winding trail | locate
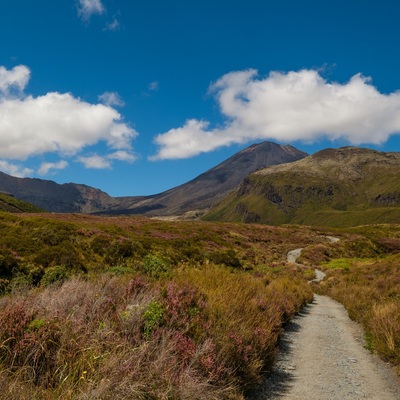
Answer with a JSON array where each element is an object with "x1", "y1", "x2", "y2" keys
[{"x1": 247, "y1": 237, "x2": 400, "y2": 400}]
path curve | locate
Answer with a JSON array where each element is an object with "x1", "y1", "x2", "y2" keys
[
  {"x1": 247, "y1": 237, "x2": 400, "y2": 399},
  {"x1": 248, "y1": 295, "x2": 400, "y2": 400},
  {"x1": 286, "y1": 248, "x2": 303, "y2": 264},
  {"x1": 286, "y1": 247, "x2": 326, "y2": 282}
]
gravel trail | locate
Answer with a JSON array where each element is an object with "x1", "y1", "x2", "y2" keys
[
  {"x1": 247, "y1": 239, "x2": 400, "y2": 399},
  {"x1": 248, "y1": 294, "x2": 400, "y2": 400},
  {"x1": 286, "y1": 248, "x2": 303, "y2": 264}
]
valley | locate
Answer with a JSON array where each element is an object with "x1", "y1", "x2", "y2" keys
[
  {"x1": 0, "y1": 143, "x2": 399, "y2": 399},
  {"x1": 0, "y1": 211, "x2": 398, "y2": 399}
]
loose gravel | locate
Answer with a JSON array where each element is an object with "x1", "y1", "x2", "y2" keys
[{"x1": 247, "y1": 294, "x2": 400, "y2": 400}]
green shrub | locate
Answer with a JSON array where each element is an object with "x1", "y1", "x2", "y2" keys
[
  {"x1": 207, "y1": 249, "x2": 242, "y2": 269},
  {"x1": 143, "y1": 300, "x2": 164, "y2": 337},
  {"x1": 108, "y1": 265, "x2": 135, "y2": 276},
  {"x1": 144, "y1": 254, "x2": 169, "y2": 278},
  {"x1": 40, "y1": 265, "x2": 68, "y2": 287}
]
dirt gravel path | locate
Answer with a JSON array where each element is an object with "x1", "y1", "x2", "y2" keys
[
  {"x1": 248, "y1": 294, "x2": 400, "y2": 400},
  {"x1": 247, "y1": 239, "x2": 400, "y2": 399},
  {"x1": 286, "y1": 248, "x2": 303, "y2": 264}
]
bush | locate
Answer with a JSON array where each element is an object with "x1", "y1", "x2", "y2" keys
[
  {"x1": 40, "y1": 265, "x2": 68, "y2": 287},
  {"x1": 207, "y1": 249, "x2": 242, "y2": 269},
  {"x1": 0, "y1": 249, "x2": 20, "y2": 279},
  {"x1": 143, "y1": 300, "x2": 164, "y2": 337},
  {"x1": 143, "y1": 254, "x2": 169, "y2": 278}
]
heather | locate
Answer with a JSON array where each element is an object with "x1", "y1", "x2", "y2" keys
[
  {"x1": 0, "y1": 212, "x2": 318, "y2": 399},
  {"x1": 1, "y1": 212, "x2": 398, "y2": 397}
]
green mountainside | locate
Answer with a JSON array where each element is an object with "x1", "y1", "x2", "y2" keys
[
  {"x1": 204, "y1": 147, "x2": 400, "y2": 227},
  {"x1": 0, "y1": 192, "x2": 43, "y2": 213}
]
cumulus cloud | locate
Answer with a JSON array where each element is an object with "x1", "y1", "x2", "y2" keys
[
  {"x1": 38, "y1": 160, "x2": 69, "y2": 176},
  {"x1": 0, "y1": 65, "x2": 30, "y2": 96},
  {"x1": 0, "y1": 92, "x2": 137, "y2": 160},
  {"x1": 77, "y1": 150, "x2": 136, "y2": 169},
  {"x1": 151, "y1": 69, "x2": 400, "y2": 160},
  {"x1": 98, "y1": 91, "x2": 125, "y2": 107},
  {"x1": 77, "y1": 0, "x2": 105, "y2": 21},
  {"x1": 108, "y1": 150, "x2": 137, "y2": 162},
  {"x1": 0, "y1": 160, "x2": 33, "y2": 178},
  {"x1": 0, "y1": 65, "x2": 138, "y2": 175},
  {"x1": 77, "y1": 154, "x2": 111, "y2": 169}
]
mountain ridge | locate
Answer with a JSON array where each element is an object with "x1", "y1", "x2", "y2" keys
[
  {"x1": 204, "y1": 146, "x2": 400, "y2": 227},
  {"x1": 107, "y1": 142, "x2": 308, "y2": 217},
  {"x1": 0, "y1": 142, "x2": 308, "y2": 216}
]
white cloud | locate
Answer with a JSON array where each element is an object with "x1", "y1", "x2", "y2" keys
[
  {"x1": 0, "y1": 160, "x2": 33, "y2": 178},
  {"x1": 77, "y1": 154, "x2": 111, "y2": 169},
  {"x1": 77, "y1": 150, "x2": 137, "y2": 170},
  {"x1": 38, "y1": 160, "x2": 69, "y2": 176},
  {"x1": 98, "y1": 91, "x2": 125, "y2": 107},
  {"x1": 151, "y1": 69, "x2": 400, "y2": 160},
  {"x1": 0, "y1": 65, "x2": 138, "y2": 177},
  {"x1": 77, "y1": 0, "x2": 105, "y2": 21},
  {"x1": 0, "y1": 65, "x2": 30, "y2": 96},
  {"x1": 108, "y1": 150, "x2": 137, "y2": 162},
  {"x1": 104, "y1": 17, "x2": 120, "y2": 31},
  {"x1": 0, "y1": 65, "x2": 137, "y2": 163}
]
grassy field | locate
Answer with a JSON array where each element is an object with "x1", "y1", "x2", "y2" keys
[{"x1": 0, "y1": 212, "x2": 398, "y2": 398}]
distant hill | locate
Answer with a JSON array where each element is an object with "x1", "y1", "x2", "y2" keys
[
  {"x1": 0, "y1": 142, "x2": 308, "y2": 216},
  {"x1": 0, "y1": 172, "x2": 117, "y2": 213},
  {"x1": 0, "y1": 192, "x2": 43, "y2": 213},
  {"x1": 105, "y1": 142, "x2": 308, "y2": 217},
  {"x1": 204, "y1": 147, "x2": 400, "y2": 227}
]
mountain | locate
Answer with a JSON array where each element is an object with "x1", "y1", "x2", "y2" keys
[
  {"x1": 105, "y1": 142, "x2": 308, "y2": 217},
  {"x1": 0, "y1": 142, "x2": 307, "y2": 216},
  {"x1": 204, "y1": 147, "x2": 400, "y2": 227},
  {"x1": 0, "y1": 192, "x2": 44, "y2": 213},
  {"x1": 0, "y1": 172, "x2": 117, "y2": 213}
]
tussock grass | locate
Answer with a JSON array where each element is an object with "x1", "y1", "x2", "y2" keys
[
  {"x1": 0, "y1": 212, "x2": 319, "y2": 399},
  {"x1": 0, "y1": 267, "x2": 313, "y2": 399},
  {"x1": 315, "y1": 254, "x2": 400, "y2": 373}
]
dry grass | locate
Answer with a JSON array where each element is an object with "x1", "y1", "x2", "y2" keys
[
  {"x1": 2, "y1": 211, "x2": 381, "y2": 398},
  {"x1": 0, "y1": 260, "x2": 313, "y2": 399},
  {"x1": 315, "y1": 254, "x2": 400, "y2": 373}
]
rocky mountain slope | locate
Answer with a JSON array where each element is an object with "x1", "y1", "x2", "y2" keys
[
  {"x1": 108, "y1": 142, "x2": 308, "y2": 217},
  {"x1": 204, "y1": 147, "x2": 400, "y2": 227},
  {"x1": 0, "y1": 142, "x2": 307, "y2": 215}
]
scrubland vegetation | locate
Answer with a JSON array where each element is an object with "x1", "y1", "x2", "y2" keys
[
  {"x1": 0, "y1": 212, "x2": 320, "y2": 399},
  {"x1": 294, "y1": 225, "x2": 400, "y2": 376},
  {"x1": 314, "y1": 230, "x2": 400, "y2": 374},
  {"x1": 0, "y1": 212, "x2": 399, "y2": 398}
]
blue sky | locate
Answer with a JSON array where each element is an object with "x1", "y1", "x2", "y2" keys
[{"x1": 1, "y1": 0, "x2": 400, "y2": 196}]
